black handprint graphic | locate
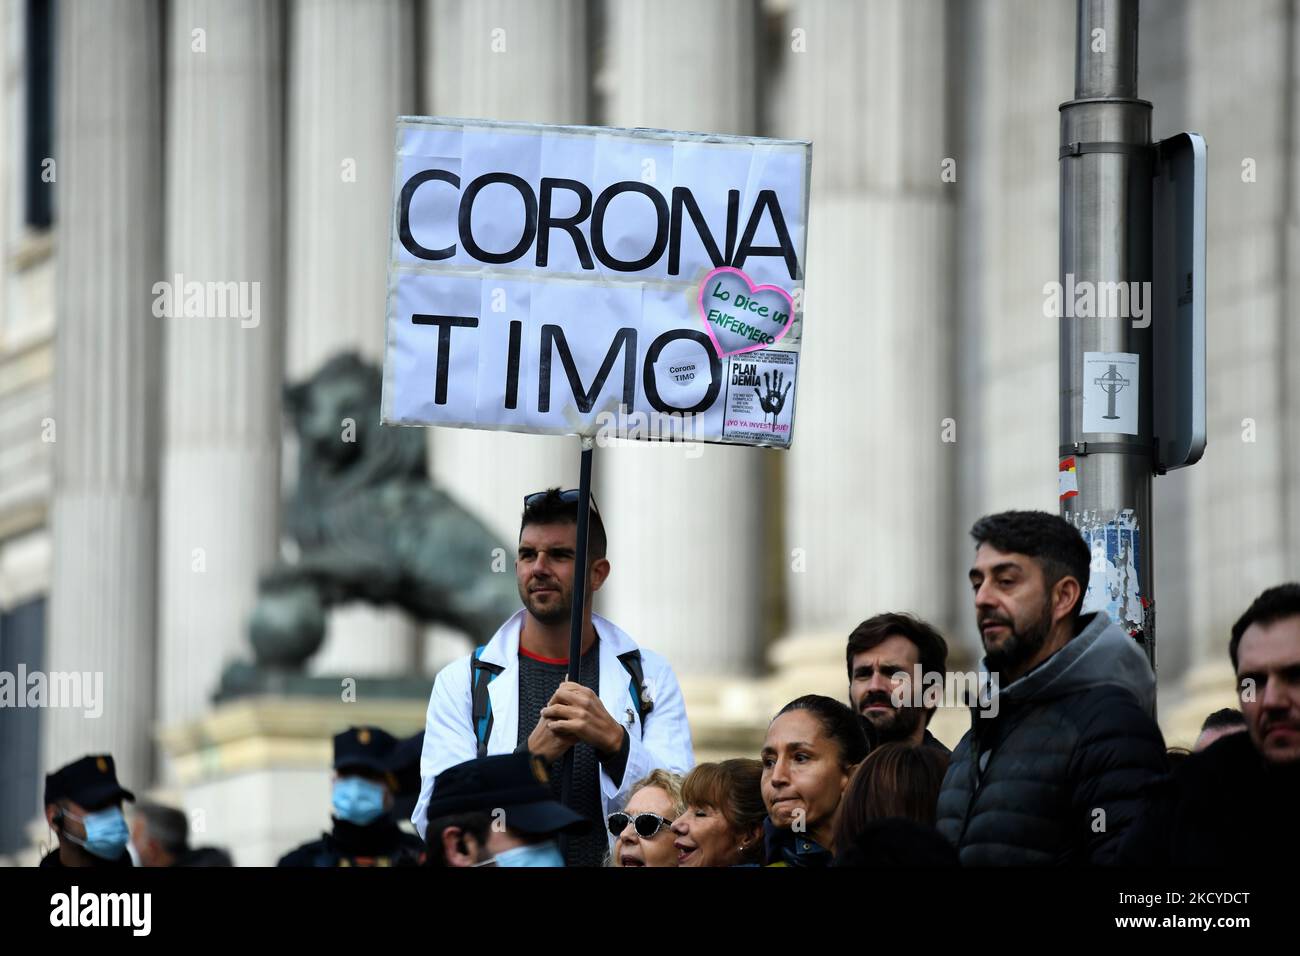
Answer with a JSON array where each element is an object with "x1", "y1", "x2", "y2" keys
[{"x1": 754, "y1": 369, "x2": 792, "y2": 431}]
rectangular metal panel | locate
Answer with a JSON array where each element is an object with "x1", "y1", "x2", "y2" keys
[{"x1": 1152, "y1": 131, "x2": 1207, "y2": 472}]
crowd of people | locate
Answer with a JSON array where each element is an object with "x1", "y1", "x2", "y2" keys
[{"x1": 36, "y1": 491, "x2": 1300, "y2": 867}]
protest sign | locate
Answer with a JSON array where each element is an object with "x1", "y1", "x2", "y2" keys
[{"x1": 382, "y1": 117, "x2": 811, "y2": 448}]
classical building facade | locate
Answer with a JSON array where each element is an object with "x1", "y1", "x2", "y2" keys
[{"x1": 0, "y1": 0, "x2": 1288, "y2": 863}]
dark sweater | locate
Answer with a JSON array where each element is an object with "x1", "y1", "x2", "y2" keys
[
  {"x1": 277, "y1": 816, "x2": 425, "y2": 867},
  {"x1": 39, "y1": 846, "x2": 132, "y2": 868},
  {"x1": 1118, "y1": 731, "x2": 1300, "y2": 865},
  {"x1": 517, "y1": 642, "x2": 628, "y2": 867}
]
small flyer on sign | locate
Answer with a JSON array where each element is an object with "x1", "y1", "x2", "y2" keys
[{"x1": 722, "y1": 350, "x2": 798, "y2": 447}]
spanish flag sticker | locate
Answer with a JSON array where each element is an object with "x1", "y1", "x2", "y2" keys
[{"x1": 1059, "y1": 457, "x2": 1079, "y2": 500}]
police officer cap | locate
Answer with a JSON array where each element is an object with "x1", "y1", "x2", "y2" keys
[
  {"x1": 333, "y1": 726, "x2": 399, "y2": 775},
  {"x1": 44, "y1": 754, "x2": 135, "y2": 809},
  {"x1": 425, "y1": 752, "x2": 590, "y2": 836}
]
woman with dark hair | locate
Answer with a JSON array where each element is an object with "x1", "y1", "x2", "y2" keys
[
  {"x1": 759, "y1": 695, "x2": 870, "y2": 867},
  {"x1": 831, "y1": 742, "x2": 957, "y2": 867},
  {"x1": 837, "y1": 742, "x2": 949, "y2": 828},
  {"x1": 670, "y1": 759, "x2": 766, "y2": 867}
]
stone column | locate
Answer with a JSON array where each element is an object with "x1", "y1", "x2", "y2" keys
[
  {"x1": 593, "y1": 0, "x2": 765, "y2": 680},
  {"x1": 157, "y1": 0, "x2": 285, "y2": 725},
  {"x1": 286, "y1": 0, "x2": 419, "y2": 675},
  {"x1": 902, "y1": 0, "x2": 1073, "y2": 747},
  {"x1": 947, "y1": 0, "x2": 1073, "y2": 655},
  {"x1": 770, "y1": 0, "x2": 958, "y2": 702},
  {"x1": 43, "y1": 0, "x2": 162, "y2": 789},
  {"x1": 287, "y1": 0, "x2": 414, "y2": 376},
  {"x1": 1159, "y1": 0, "x2": 1292, "y2": 740},
  {"x1": 422, "y1": 0, "x2": 583, "y2": 546}
]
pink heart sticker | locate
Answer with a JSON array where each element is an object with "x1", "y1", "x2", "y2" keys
[{"x1": 697, "y1": 266, "x2": 795, "y2": 358}]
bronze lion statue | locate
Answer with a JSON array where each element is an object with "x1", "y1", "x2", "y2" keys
[{"x1": 248, "y1": 352, "x2": 521, "y2": 668}]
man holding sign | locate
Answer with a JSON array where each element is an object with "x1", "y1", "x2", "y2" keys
[{"x1": 412, "y1": 489, "x2": 694, "y2": 866}]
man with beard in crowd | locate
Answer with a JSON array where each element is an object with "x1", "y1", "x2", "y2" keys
[
  {"x1": 936, "y1": 510, "x2": 1166, "y2": 865},
  {"x1": 846, "y1": 612, "x2": 951, "y2": 755}
]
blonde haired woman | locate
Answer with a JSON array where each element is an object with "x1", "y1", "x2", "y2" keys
[{"x1": 607, "y1": 769, "x2": 684, "y2": 867}]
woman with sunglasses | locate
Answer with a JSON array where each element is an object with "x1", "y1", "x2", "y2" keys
[{"x1": 608, "y1": 770, "x2": 684, "y2": 867}]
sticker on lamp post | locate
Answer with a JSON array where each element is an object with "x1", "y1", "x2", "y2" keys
[{"x1": 1083, "y1": 351, "x2": 1139, "y2": 435}]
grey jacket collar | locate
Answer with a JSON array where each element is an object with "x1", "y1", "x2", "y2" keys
[{"x1": 983, "y1": 611, "x2": 1155, "y2": 711}]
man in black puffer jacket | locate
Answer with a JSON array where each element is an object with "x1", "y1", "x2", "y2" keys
[
  {"x1": 1118, "y1": 584, "x2": 1300, "y2": 864},
  {"x1": 936, "y1": 511, "x2": 1167, "y2": 865}
]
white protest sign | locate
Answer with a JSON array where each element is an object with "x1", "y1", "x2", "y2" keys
[{"x1": 382, "y1": 117, "x2": 811, "y2": 448}]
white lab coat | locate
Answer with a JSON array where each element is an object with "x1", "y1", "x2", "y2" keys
[{"x1": 412, "y1": 609, "x2": 695, "y2": 841}]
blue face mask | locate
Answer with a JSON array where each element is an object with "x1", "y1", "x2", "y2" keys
[
  {"x1": 332, "y1": 777, "x2": 388, "y2": 826},
  {"x1": 63, "y1": 807, "x2": 130, "y2": 861},
  {"x1": 490, "y1": 840, "x2": 565, "y2": 868}
]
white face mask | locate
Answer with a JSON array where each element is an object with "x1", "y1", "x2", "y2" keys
[{"x1": 483, "y1": 840, "x2": 565, "y2": 868}]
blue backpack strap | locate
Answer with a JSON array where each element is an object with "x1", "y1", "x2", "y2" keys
[
  {"x1": 470, "y1": 645, "x2": 505, "y2": 758},
  {"x1": 617, "y1": 650, "x2": 653, "y2": 735}
]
